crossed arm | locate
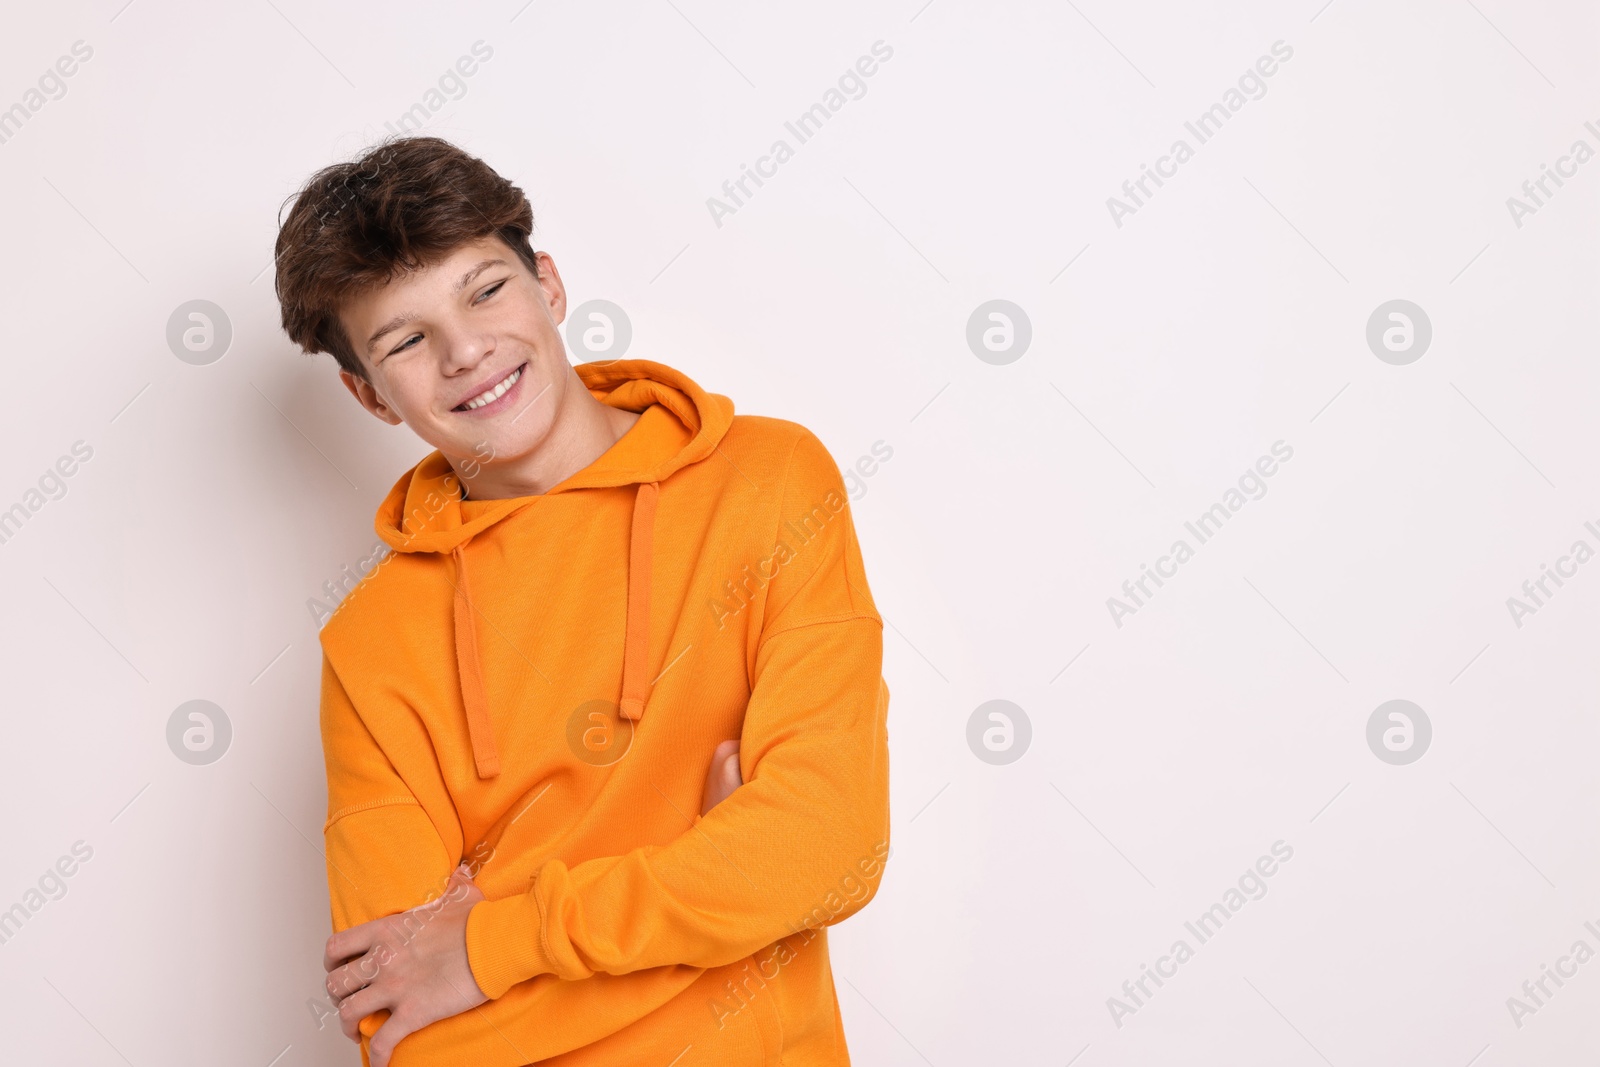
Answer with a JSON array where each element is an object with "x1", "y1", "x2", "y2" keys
[{"x1": 321, "y1": 739, "x2": 745, "y2": 1066}]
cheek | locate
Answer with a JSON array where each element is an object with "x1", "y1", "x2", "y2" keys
[
  {"x1": 377, "y1": 366, "x2": 438, "y2": 416},
  {"x1": 509, "y1": 323, "x2": 553, "y2": 358}
]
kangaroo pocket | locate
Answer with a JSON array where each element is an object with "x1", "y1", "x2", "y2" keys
[{"x1": 538, "y1": 950, "x2": 785, "y2": 1066}]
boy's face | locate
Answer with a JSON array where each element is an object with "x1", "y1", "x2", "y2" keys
[{"x1": 336, "y1": 235, "x2": 573, "y2": 469}]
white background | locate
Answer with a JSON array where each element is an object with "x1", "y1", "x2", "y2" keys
[{"x1": 0, "y1": 1, "x2": 1596, "y2": 1064}]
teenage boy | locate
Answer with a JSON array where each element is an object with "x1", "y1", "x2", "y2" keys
[{"x1": 273, "y1": 135, "x2": 891, "y2": 1066}]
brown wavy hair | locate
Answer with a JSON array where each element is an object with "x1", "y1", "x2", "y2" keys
[{"x1": 274, "y1": 135, "x2": 539, "y2": 380}]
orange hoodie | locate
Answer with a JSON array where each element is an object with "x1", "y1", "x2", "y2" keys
[{"x1": 317, "y1": 359, "x2": 891, "y2": 1066}]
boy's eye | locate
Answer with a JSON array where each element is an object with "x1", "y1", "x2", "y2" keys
[{"x1": 384, "y1": 282, "x2": 505, "y2": 357}]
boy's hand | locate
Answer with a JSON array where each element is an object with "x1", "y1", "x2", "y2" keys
[
  {"x1": 323, "y1": 864, "x2": 487, "y2": 1067},
  {"x1": 701, "y1": 738, "x2": 742, "y2": 816}
]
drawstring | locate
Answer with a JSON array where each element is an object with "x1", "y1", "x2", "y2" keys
[
  {"x1": 451, "y1": 481, "x2": 661, "y2": 780},
  {"x1": 452, "y1": 544, "x2": 501, "y2": 779},
  {"x1": 619, "y1": 481, "x2": 660, "y2": 721}
]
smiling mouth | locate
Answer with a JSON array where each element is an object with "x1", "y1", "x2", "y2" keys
[{"x1": 455, "y1": 363, "x2": 527, "y2": 412}]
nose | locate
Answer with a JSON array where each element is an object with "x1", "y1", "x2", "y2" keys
[{"x1": 439, "y1": 319, "x2": 493, "y2": 375}]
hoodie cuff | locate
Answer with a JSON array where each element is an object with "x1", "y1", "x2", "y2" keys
[{"x1": 465, "y1": 890, "x2": 557, "y2": 999}]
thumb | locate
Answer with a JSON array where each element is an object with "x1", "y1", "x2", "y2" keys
[
  {"x1": 713, "y1": 739, "x2": 741, "y2": 786},
  {"x1": 700, "y1": 739, "x2": 743, "y2": 815}
]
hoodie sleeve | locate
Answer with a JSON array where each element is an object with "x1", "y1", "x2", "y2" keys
[
  {"x1": 320, "y1": 653, "x2": 461, "y2": 930},
  {"x1": 463, "y1": 428, "x2": 892, "y2": 996},
  {"x1": 317, "y1": 652, "x2": 463, "y2": 1060}
]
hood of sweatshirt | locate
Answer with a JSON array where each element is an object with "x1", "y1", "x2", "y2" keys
[{"x1": 371, "y1": 359, "x2": 735, "y2": 779}]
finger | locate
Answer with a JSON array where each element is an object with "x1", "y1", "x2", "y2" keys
[
  {"x1": 369, "y1": 1010, "x2": 417, "y2": 1067},
  {"x1": 716, "y1": 751, "x2": 741, "y2": 792},
  {"x1": 324, "y1": 941, "x2": 363, "y2": 974},
  {"x1": 710, "y1": 739, "x2": 740, "y2": 788},
  {"x1": 442, "y1": 881, "x2": 480, "y2": 906},
  {"x1": 442, "y1": 867, "x2": 471, "y2": 901},
  {"x1": 325, "y1": 952, "x2": 378, "y2": 1004},
  {"x1": 700, "y1": 758, "x2": 722, "y2": 816},
  {"x1": 701, "y1": 743, "x2": 743, "y2": 815},
  {"x1": 325, "y1": 961, "x2": 368, "y2": 1005},
  {"x1": 336, "y1": 985, "x2": 388, "y2": 1043},
  {"x1": 327, "y1": 941, "x2": 395, "y2": 1004},
  {"x1": 324, "y1": 919, "x2": 380, "y2": 973},
  {"x1": 715, "y1": 738, "x2": 742, "y2": 785}
]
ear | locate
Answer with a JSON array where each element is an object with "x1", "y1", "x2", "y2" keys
[
  {"x1": 532, "y1": 250, "x2": 567, "y2": 327},
  {"x1": 339, "y1": 368, "x2": 404, "y2": 426}
]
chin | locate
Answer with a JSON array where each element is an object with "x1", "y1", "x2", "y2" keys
[{"x1": 465, "y1": 422, "x2": 545, "y2": 466}]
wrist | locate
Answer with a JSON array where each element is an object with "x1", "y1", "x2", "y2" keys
[{"x1": 464, "y1": 891, "x2": 557, "y2": 999}]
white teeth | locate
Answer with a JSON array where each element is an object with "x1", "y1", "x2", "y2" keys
[{"x1": 461, "y1": 365, "x2": 522, "y2": 410}]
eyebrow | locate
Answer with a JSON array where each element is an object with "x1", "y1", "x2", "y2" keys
[{"x1": 364, "y1": 258, "x2": 508, "y2": 355}]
